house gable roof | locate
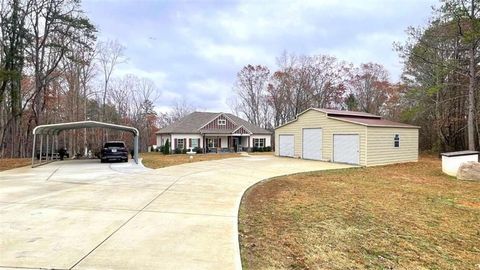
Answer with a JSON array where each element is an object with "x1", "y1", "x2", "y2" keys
[
  {"x1": 198, "y1": 113, "x2": 237, "y2": 131},
  {"x1": 156, "y1": 112, "x2": 272, "y2": 134},
  {"x1": 232, "y1": 125, "x2": 252, "y2": 134},
  {"x1": 275, "y1": 107, "x2": 419, "y2": 129}
]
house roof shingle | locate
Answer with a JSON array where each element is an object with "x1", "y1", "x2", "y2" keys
[{"x1": 156, "y1": 112, "x2": 272, "y2": 134}]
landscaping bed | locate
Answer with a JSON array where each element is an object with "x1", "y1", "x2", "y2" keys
[{"x1": 239, "y1": 155, "x2": 480, "y2": 269}]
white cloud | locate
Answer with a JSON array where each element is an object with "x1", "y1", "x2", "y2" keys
[
  {"x1": 115, "y1": 67, "x2": 168, "y2": 89},
  {"x1": 191, "y1": 38, "x2": 274, "y2": 66},
  {"x1": 85, "y1": 0, "x2": 438, "y2": 112}
]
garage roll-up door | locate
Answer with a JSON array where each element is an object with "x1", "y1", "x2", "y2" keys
[
  {"x1": 279, "y1": 135, "x2": 294, "y2": 157},
  {"x1": 333, "y1": 134, "x2": 359, "y2": 164},
  {"x1": 302, "y1": 128, "x2": 322, "y2": 160}
]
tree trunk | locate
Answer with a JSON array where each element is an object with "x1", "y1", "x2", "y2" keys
[{"x1": 467, "y1": 5, "x2": 477, "y2": 150}]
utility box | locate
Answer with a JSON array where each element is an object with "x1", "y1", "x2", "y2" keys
[{"x1": 441, "y1": 151, "x2": 479, "y2": 177}]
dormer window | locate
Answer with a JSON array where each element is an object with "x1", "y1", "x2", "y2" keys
[{"x1": 218, "y1": 119, "x2": 226, "y2": 125}]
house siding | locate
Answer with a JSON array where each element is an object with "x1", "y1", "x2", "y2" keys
[
  {"x1": 275, "y1": 110, "x2": 367, "y2": 165},
  {"x1": 233, "y1": 126, "x2": 250, "y2": 135},
  {"x1": 156, "y1": 134, "x2": 171, "y2": 147},
  {"x1": 170, "y1": 134, "x2": 203, "y2": 150},
  {"x1": 200, "y1": 114, "x2": 236, "y2": 130},
  {"x1": 366, "y1": 127, "x2": 418, "y2": 166},
  {"x1": 250, "y1": 135, "x2": 272, "y2": 148}
]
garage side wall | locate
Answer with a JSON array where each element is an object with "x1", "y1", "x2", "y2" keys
[
  {"x1": 275, "y1": 110, "x2": 367, "y2": 165},
  {"x1": 366, "y1": 127, "x2": 419, "y2": 166}
]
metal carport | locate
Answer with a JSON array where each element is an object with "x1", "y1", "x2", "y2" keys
[{"x1": 32, "y1": 121, "x2": 139, "y2": 167}]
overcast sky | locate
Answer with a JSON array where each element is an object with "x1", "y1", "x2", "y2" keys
[{"x1": 83, "y1": 0, "x2": 437, "y2": 113}]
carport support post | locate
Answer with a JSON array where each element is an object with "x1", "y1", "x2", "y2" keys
[
  {"x1": 134, "y1": 135, "x2": 139, "y2": 164},
  {"x1": 51, "y1": 134, "x2": 54, "y2": 160},
  {"x1": 39, "y1": 135, "x2": 43, "y2": 163},
  {"x1": 31, "y1": 133, "x2": 36, "y2": 167},
  {"x1": 46, "y1": 135, "x2": 49, "y2": 162}
]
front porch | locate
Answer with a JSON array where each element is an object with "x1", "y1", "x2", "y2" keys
[{"x1": 203, "y1": 134, "x2": 250, "y2": 153}]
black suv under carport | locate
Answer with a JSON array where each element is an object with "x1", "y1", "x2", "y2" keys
[{"x1": 101, "y1": 141, "x2": 128, "y2": 163}]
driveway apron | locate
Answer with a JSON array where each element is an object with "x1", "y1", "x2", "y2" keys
[{"x1": 0, "y1": 156, "x2": 353, "y2": 270}]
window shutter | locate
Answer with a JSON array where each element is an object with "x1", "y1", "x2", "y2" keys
[
  {"x1": 189, "y1": 138, "x2": 192, "y2": 148},
  {"x1": 174, "y1": 138, "x2": 178, "y2": 149},
  {"x1": 184, "y1": 138, "x2": 187, "y2": 149},
  {"x1": 219, "y1": 138, "x2": 221, "y2": 148}
]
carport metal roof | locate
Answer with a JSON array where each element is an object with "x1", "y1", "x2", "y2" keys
[
  {"x1": 32, "y1": 121, "x2": 140, "y2": 167},
  {"x1": 33, "y1": 120, "x2": 139, "y2": 136}
]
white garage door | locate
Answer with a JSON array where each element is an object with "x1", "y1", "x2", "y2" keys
[
  {"x1": 302, "y1": 128, "x2": 322, "y2": 160},
  {"x1": 279, "y1": 135, "x2": 294, "y2": 157},
  {"x1": 333, "y1": 134, "x2": 360, "y2": 164}
]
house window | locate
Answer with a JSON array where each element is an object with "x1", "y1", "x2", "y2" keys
[
  {"x1": 191, "y1": 139, "x2": 198, "y2": 148},
  {"x1": 207, "y1": 138, "x2": 219, "y2": 148},
  {"x1": 253, "y1": 138, "x2": 265, "y2": 148},
  {"x1": 218, "y1": 119, "x2": 226, "y2": 125},
  {"x1": 394, "y1": 134, "x2": 400, "y2": 148},
  {"x1": 177, "y1": 139, "x2": 185, "y2": 149}
]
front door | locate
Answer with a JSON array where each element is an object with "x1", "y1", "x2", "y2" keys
[{"x1": 232, "y1": 137, "x2": 239, "y2": 152}]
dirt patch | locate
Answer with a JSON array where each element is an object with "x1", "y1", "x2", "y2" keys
[
  {"x1": 141, "y1": 152, "x2": 242, "y2": 169},
  {"x1": 0, "y1": 158, "x2": 31, "y2": 171},
  {"x1": 239, "y1": 155, "x2": 480, "y2": 269}
]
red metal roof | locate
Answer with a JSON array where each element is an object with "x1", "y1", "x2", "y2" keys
[
  {"x1": 330, "y1": 116, "x2": 419, "y2": 128},
  {"x1": 316, "y1": 108, "x2": 381, "y2": 118}
]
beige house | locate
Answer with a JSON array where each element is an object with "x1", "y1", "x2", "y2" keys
[
  {"x1": 156, "y1": 112, "x2": 272, "y2": 153},
  {"x1": 274, "y1": 108, "x2": 419, "y2": 166}
]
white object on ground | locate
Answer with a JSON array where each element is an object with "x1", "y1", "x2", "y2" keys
[{"x1": 441, "y1": 151, "x2": 479, "y2": 177}]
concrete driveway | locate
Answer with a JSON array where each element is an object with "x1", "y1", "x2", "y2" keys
[{"x1": 0, "y1": 156, "x2": 354, "y2": 270}]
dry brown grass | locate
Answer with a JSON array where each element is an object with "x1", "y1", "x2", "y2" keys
[
  {"x1": 248, "y1": 152, "x2": 274, "y2": 156},
  {"x1": 141, "y1": 152, "x2": 242, "y2": 169},
  {"x1": 0, "y1": 158, "x2": 31, "y2": 171},
  {"x1": 239, "y1": 155, "x2": 480, "y2": 270}
]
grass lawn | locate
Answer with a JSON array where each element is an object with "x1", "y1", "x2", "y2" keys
[
  {"x1": 141, "y1": 152, "x2": 242, "y2": 169},
  {"x1": 0, "y1": 158, "x2": 31, "y2": 172},
  {"x1": 239, "y1": 155, "x2": 480, "y2": 269}
]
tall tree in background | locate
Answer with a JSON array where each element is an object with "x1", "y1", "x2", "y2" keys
[
  {"x1": 158, "y1": 98, "x2": 197, "y2": 128},
  {"x1": 0, "y1": 0, "x2": 30, "y2": 157},
  {"x1": 348, "y1": 63, "x2": 391, "y2": 115},
  {"x1": 0, "y1": 0, "x2": 161, "y2": 158},
  {"x1": 397, "y1": 0, "x2": 479, "y2": 151},
  {"x1": 442, "y1": 0, "x2": 480, "y2": 150},
  {"x1": 97, "y1": 39, "x2": 125, "y2": 123},
  {"x1": 233, "y1": 65, "x2": 271, "y2": 128}
]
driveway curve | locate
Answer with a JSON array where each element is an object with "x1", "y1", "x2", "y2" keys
[{"x1": 0, "y1": 156, "x2": 353, "y2": 270}]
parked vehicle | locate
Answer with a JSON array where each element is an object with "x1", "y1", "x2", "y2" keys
[
  {"x1": 36, "y1": 149, "x2": 69, "y2": 160},
  {"x1": 101, "y1": 141, "x2": 128, "y2": 163}
]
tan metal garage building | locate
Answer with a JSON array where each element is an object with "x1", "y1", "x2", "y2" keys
[{"x1": 274, "y1": 108, "x2": 419, "y2": 166}]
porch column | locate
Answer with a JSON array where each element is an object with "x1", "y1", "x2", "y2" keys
[
  {"x1": 203, "y1": 135, "x2": 206, "y2": 153},
  {"x1": 134, "y1": 134, "x2": 139, "y2": 164}
]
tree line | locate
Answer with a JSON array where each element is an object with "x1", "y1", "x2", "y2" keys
[
  {"x1": 232, "y1": 0, "x2": 479, "y2": 152},
  {"x1": 0, "y1": 0, "x2": 160, "y2": 158}
]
